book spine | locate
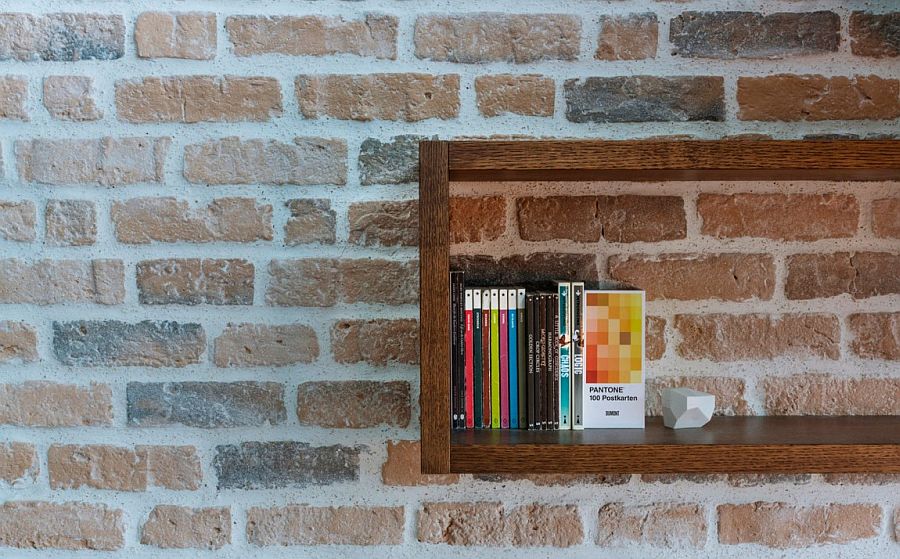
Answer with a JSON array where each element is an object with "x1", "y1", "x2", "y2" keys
[
  {"x1": 551, "y1": 293, "x2": 560, "y2": 430},
  {"x1": 489, "y1": 289, "x2": 500, "y2": 429},
  {"x1": 481, "y1": 290, "x2": 491, "y2": 429},
  {"x1": 464, "y1": 289, "x2": 474, "y2": 429},
  {"x1": 449, "y1": 272, "x2": 460, "y2": 429},
  {"x1": 499, "y1": 289, "x2": 510, "y2": 429},
  {"x1": 558, "y1": 283, "x2": 571, "y2": 430},
  {"x1": 472, "y1": 289, "x2": 482, "y2": 429},
  {"x1": 526, "y1": 294, "x2": 536, "y2": 430},
  {"x1": 571, "y1": 282, "x2": 585, "y2": 430},
  {"x1": 537, "y1": 294, "x2": 547, "y2": 430},
  {"x1": 516, "y1": 289, "x2": 527, "y2": 429},
  {"x1": 507, "y1": 288, "x2": 518, "y2": 429}
]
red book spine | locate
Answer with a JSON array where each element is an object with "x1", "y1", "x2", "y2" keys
[{"x1": 464, "y1": 304, "x2": 475, "y2": 429}]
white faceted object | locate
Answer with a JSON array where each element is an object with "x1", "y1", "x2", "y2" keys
[{"x1": 662, "y1": 388, "x2": 715, "y2": 429}]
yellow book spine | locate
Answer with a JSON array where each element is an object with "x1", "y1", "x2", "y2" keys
[{"x1": 490, "y1": 288, "x2": 501, "y2": 428}]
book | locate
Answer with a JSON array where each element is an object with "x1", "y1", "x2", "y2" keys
[
  {"x1": 449, "y1": 272, "x2": 462, "y2": 429},
  {"x1": 558, "y1": 283, "x2": 571, "y2": 430},
  {"x1": 472, "y1": 289, "x2": 483, "y2": 429},
  {"x1": 489, "y1": 288, "x2": 501, "y2": 429},
  {"x1": 516, "y1": 288, "x2": 527, "y2": 429},
  {"x1": 571, "y1": 282, "x2": 585, "y2": 430},
  {"x1": 537, "y1": 294, "x2": 547, "y2": 429},
  {"x1": 526, "y1": 294, "x2": 536, "y2": 429},
  {"x1": 507, "y1": 288, "x2": 519, "y2": 429},
  {"x1": 549, "y1": 293, "x2": 559, "y2": 430},
  {"x1": 481, "y1": 289, "x2": 491, "y2": 429},
  {"x1": 499, "y1": 289, "x2": 510, "y2": 429},
  {"x1": 464, "y1": 289, "x2": 474, "y2": 429}
]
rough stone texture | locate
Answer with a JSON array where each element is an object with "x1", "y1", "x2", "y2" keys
[
  {"x1": 645, "y1": 316, "x2": 666, "y2": 360},
  {"x1": 718, "y1": 503, "x2": 881, "y2": 548},
  {"x1": 297, "y1": 380, "x2": 410, "y2": 428},
  {"x1": 647, "y1": 376, "x2": 749, "y2": 416},
  {"x1": 184, "y1": 137, "x2": 346, "y2": 185},
  {"x1": 737, "y1": 75, "x2": 900, "y2": 121},
  {"x1": 127, "y1": 381, "x2": 286, "y2": 428},
  {"x1": 267, "y1": 259, "x2": 418, "y2": 307},
  {"x1": 0, "y1": 321, "x2": 37, "y2": 363},
  {"x1": 53, "y1": 320, "x2": 205, "y2": 367},
  {"x1": 476, "y1": 473, "x2": 631, "y2": 486},
  {"x1": 48, "y1": 444, "x2": 201, "y2": 491},
  {"x1": 143, "y1": 446, "x2": 203, "y2": 491},
  {"x1": 850, "y1": 12, "x2": 900, "y2": 57},
  {"x1": 348, "y1": 200, "x2": 418, "y2": 246},
  {"x1": 565, "y1": 76, "x2": 725, "y2": 122},
  {"x1": 296, "y1": 74, "x2": 459, "y2": 121},
  {"x1": 0, "y1": 501, "x2": 123, "y2": 550},
  {"x1": 785, "y1": 252, "x2": 900, "y2": 300},
  {"x1": 135, "y1": 12, "x2": 216, "y2": 60},
  {"x1": 670, "y1": 11, "x2": 840, "y2": 59},
  {"x1": 823, "y1": 473, "x2": 900, "y2": 485},
  {"x1": 675, "y1": 313, "x2": 840, "y2": 361},
  {"x1": 113, "y1": 197, "x2": 272, "y2": 244},
  {"x1": 608, "y1": 253, "x2": 774, "y2": 301},
  {"x1": 116, "y1": 76, "x2": 282, "y2": 123},
  {"x1": 284, "y1": 199, "x2": 336, "y2": 245},
  {"x1": 698, "y1": 193, "x2": 859, "y2": 240},
  {"x1": 450, "y1": 196, "x2": 506, "y2": 243},
  {"x1": 765, "y1": 374, "x2": 899, "y2": 415},
  {"x1": 227, "y1": 14, "x2": 396, "y2": 59},
  {"x1": 42, "y1": 75, "x2": 102, "y2": 120},
  {"x1": 136, "y1": 258, "x2": 254, "y2": 305},
  {"x1": 382, "y1": 440, "x2": 459, "y2": 486},
  {"x1": 0, "y1": 259, "x2": 123, "y2": 304},
  {"x1": 16, "y1": 137, "x2": 170, "y2": 185},
  {"x1": 517, "y1": 195, "x2": 686, "y2": 242},
  {"x1": 0, "y1": 76, "x2": 27, "y2": 120},
  {"x1": 597, "y1": 503, "x2": 707, "y2": 548},
  {"x1": 358, "y1": 135, "x2": 425, "y2": 185},
  {"x1": 450, "y1": 253, "x2": 599, "y2": 285},
  {"x1": 331, "y1": 319, "x2": 418, "y2": 366},
  {"x1": 215, "y1": 323, "x2": 319, "y2": 367},
  {"x1": 475, "y1": 75, "x2": 555, "y2": 117},
  {"x1": 213, "y1": 441, "x2": 359, "y2": 489},
  {"x1": 141, "y1": 506, "x2": 230, "y2": 549},
  {"x1": 247, "y1": 505, "x2": 404, "y2": 545},
  {"x1": 0, "y1": 443, "x2": 37, "y2": 486},
  {"x1": 848, "y1": 313, "x2": 900, "y2": 360},
  {"x1": 414, "y1": 14, "x2": 580, "y2": 63},
  {"x1": 596, "y1": 13, "x2": 658, "y2": 60},
  {"x1": 726, "y1": 474, "x2": 812, "y2": 487},
  {"x1": 0, "y1": 13, "x2": 123, "y2": 61},
  {"x1": 872, "y1": 198, "x2": 900, "y2": 238},
  {"x1": 0, "y1": 382, "x2": 112, "y2": 426},
  {"x1": 0, "y1": 200, "x2": 34, "y2": 241},
  {"x1": 45, "y1": 200, "x2": 96, "y2": 245}
]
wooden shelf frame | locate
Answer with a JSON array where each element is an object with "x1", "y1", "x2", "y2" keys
[{"x1": 418, "y1": 139, "x2": 900, "y2": 475}]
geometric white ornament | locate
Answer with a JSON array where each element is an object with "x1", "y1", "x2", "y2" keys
[{"x1": 662, "y1": 388, "x2": 715, "y2": 429}]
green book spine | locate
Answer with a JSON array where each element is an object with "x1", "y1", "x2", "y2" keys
[{"x1": 490, "y1": 288, "x2": 501, "y2": 429}]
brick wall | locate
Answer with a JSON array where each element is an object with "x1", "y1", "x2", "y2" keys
[{"x1": 0, "y1": 1, "x2": 897, "y2": 556}]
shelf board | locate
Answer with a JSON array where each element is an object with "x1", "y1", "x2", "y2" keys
[{"x1": 449, "y1": 416, "x2": 900, "y2": 474}]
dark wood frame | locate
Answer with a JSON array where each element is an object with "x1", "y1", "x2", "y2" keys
[{"x1": 419, "y1": 139, "x2": 900, "y2": 474}]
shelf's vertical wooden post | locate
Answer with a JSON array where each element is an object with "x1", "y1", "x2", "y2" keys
[{"x1": 419, "y1": 140, "x2": 451, "y2": 473}]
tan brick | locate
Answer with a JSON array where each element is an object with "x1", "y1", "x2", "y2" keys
[
  {"x1": 0, "y1": 382, "x2": 112, "y2": 426},
  {"x1": 45, "y1": 200, "x2": 96, "y2": 246},
  {"x1": 0, "y1": 443, "x2": 37, "y2": 486},
  {"x1": 647, "y1": 377, "x2": 749, "y2": 416},
  {"x1": 785, "y1": 252, "x2": 900, "y2": 299},
  {"x1": 296, "y1": 74, "x2": 459, "y2": 121},
  {"x1": 850, "y1": 12, "x2": 900, "y2": 57},
  {"x1": 0, "y1": 259, "x2": 123, "y2": 304},
  {"x1": 382, "y1": 440, "x2": 459, "y2": 486},
  {"x1": 765, "y1": 374, "x2": 899, "y2": 415},
  {"x1": 872, "y1": 198, "x2": 900, "y2": 238},
  {"x1": 823, "y1": 473, "x2": 900, "y2": 485},
  {"x1": 0, "y1": 322, "x2": 37, "y2": 363},
  {"x1": 112, "y1": 197, "x2": 272, "y2": 244},
  {"x1": 297, "y1": 380, "x2": 410, "y2": 428},
  {"x1": 646, "y1": 316, "x2": 665, "y2": 360},
  {"x1": 0, "y1": 501, "x2": 123, "y2": 550},
  {"x1": 475, "y1": 75, "x2": 554, "y2": 117},
  {"x1": 609, "y1": 253, "x2": 774, "y2": 301},
  {"x1": 414, "y1": 14, "x2": 580, "y2": 63},
  {"x1": 738, "y1": 75, "x2": 900, "y2": 121},
  {"x1": 227, "y1": 14, "x2": 396, "y2": 59},
  {"x1": 42, "y1": 76, "x2": 102, "y2": 120},
  {"x1": 348, "y1": 200, "x2": 418, "y2": 247},
  {"x1": 476, "y1": 473, "x2": 630, "y2": 486},
  {"x1": 0, "y1": 201, "x2": 34, "y2": 241},
  {"x1": 142, "y1": 445, "x2": 202, "y2": 491},
  {"x1": 331, "y1": 319, "x2": 418, "y2": 366},
  {"x1": 0, "y1": 76, "x2": 27, "y2": 120},
  {"x1": 417, "y1": 502, "x2": 582, "y2": 547},
  {"x1": 214, "y1": 323, "x2": 319, "y2": 367},
  {"x1": 142, "y1": 506, "x2": 229, "y2": 549},
  {"x1": 137, "y1": 258, "x2": 254, "y2": 305},
  {"x1": 48, "y1": 444, "x2": 200, "y2": 491},
  {"x1": 597, "y1": 503, "x2": 706, "y2": 548},
  {"x1": 675, "y1": 313, "x2": 840, "y2": 361},
  {"x1": 0, "y1": 13, "x2": 124, "y2": 62},
  {"x1": 16, "y1": 137, "x2": 170, "y2": 185},
  {"x1": 247, "y1": 505, "x2": 404, "y2": 545},
  {"x1": 184, "y1": 137, "x2": 346, "y2": 185},
  {"x1": 284, "y1": 199, "x2": 335, "y2": 244},
  {"x1": 450, "y1": 196, "x2": 506, "y2": 243},
  {"x1": 718, "y1": 503, "x2": 881, "y2": 547},
  {"x1": 267, "y1": 259, "x2": 418, "y2": 306},
  {"x1": 596, "y1": 13, "x2": 658, "y2": 60},
  {"x1": 849, "y1": 313, "x2": 900, "y2": 360},
  {"x1": 135, "y1": 12, "x2": 216, "y2": 60},
  {"x1": 727, "y1": 474, "x2": 811, "y2": 487}
]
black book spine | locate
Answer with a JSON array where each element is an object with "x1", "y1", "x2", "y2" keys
[
  {"x1": 456, "y1": 274, "x2": 466, "y2": 429},
  {"x1": 526, "y1": 294, "x2": 535, "y2": 430},
  {"x1": 551, "y1": 293, "x2": 560, "y2": 430},
  {"x1": 538, "y1": 294, "x2": 547, "y2": 430},
  {"x1": 449, "y1": 272, "x2": 458, "y2": 429}
]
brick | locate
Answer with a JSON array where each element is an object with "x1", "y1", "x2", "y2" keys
[
  {"x1": 850, "y1": 12, "x2": 900, "y2": 57},
  {"x1": 359, "y1": 135, "x2": 425, "y2": 185},
  {"x1": 0, "y1": 259, "x2": 123, "y2": 305},
  {"x1": 451, "y1": 253, "x2": 598, "y2": 285},
  {"x1": 16, "y1": 137, "x2": 170, "y2": 185},
  {"x1": 0, "y1": 76, "x2": 27, "y2": 120},
  {"x1": 214, "y1": 441, "x2": 359, "y2": 489},
  {"x1": 382, "y1": 440, "x2": 459, "y2": 486},
  {"x1": 450, "y1": 196, "x2": 506, "y2": 243},
  {"x1": 331, "y1": 319, "x2": 418, "y2": 366},
  {"x1": 228, "y1": 14, "x2": 396, "y2": 59},
  {"x1": 184, "y1": 137, "x2": 346, "y2": 185},
  {"x1": 517, "y1": 195, "x2": 686, "y2": 242},
  {"x1": 284, "y1": 199, "x2": 335, "y2": 244},
  {"x1": 0, "y1": 13, "x2": 123, "y2": 61},
  {"x1": 765, "y1": 374, "x2": 899, "y2": 415},
  {"x1": 849, "y1": 313, "x2": 900, "y2": 360},
  {"x1": 727, "y1": 474, "x2": 811, "y2": 487},
  {"x1": 641, "y1": 473, "x2": 725, "y2": 484},
  {"x1": 247, "y1": 505, "x2": 403, "y2": 545},
  {"x1": 0, "y1": 382, "x2": 112, "y2": 426},
  {"x1": 297, "y1": 380, "x2": 410, "y2": 428},
  {"x1": 785, "y1": 252, "x2": 900, "y2": 299},
  {"x1": 0, "y1": 443, "x2": 37, "y2": 486},
  {"x1": 0, "y1": 501, "x2": 123, "y2": 550},
  {"x1": 565, "y1": 76, "x2": 725, "y2": 122},
  {"x1": 0, "y1": 201, "x2": 34, "y2": 241},
  {"x1": 597, "y1": 503, "x2": 707, "y2": 548},
  {"x1": 116, "y1": 76, "x2": 282, "y2": 123},
  {"x1": 698, "y1": 194, "x2": 859, "y2": 240},
  {"x1": 53, "y1": 320, "x2": 205, "y2": 367},
  {"x1": 645, "y1": 317, "x2": 665, "y2": 360},
  {"x1": 718, "y1": 503, "x2": 881, "y2": 547},
  {"x1": 596, "y1": 13, "x2": 658, "y2": 60},
  {"x1": 417, "y1": 502, "x2": 582, "y2": 547},
  {"x1": 675, "y1": 314, "x2": 839, "y2": 361},
  {"x1": 42, "y1": 76, "x2": 102, "y2": 120},
  {"x1": 670, "y1": 11, "x2": 839, "y2": 59},
  {"x1": 215, "y1": 323, "x2": 318, "y2": 367},
  {"x1": 137, "y1": 258, "x2": 254, "y2": 305},
  {"x1": 113, "y1": 197, "x2": 272, "y2": 244},
  {"x1": 296, "y1": 74, "x2": 459, "y2": 121},
  {"x1": 824, "y1": 473, "x2": 900, "y2": 485},
  {"x1": 475, "y1": 75, "x2": 554, "y2": 117},
  {"x1": 872, "y1": 198, "x2": 900, "y2": 238},
  {"x1": 45, "y1": 200, "x2": 96, "y2": 246},
  {"x1": 0, "y1": 322, "x2": 37, "y2": 363},
  {"x1": 142, "y1": 506, "x2": 230, "y2": 549},
  {"x1": 143, "y1": 446, "x2": 202, "y2": 490},
  {"x1": 128, "y1": 381, "x2": 286, "y2": 428},
  {"x1": 738, "y1": 75, "x2": 900, "y2": 121},
  {"x1": 135, "y1": 12, "x2": 216, "y2": 60},
  {"x1": 49, "y1": 444, "x2": 201, "y2": 491},
  {"x1": 610, "y1": 253, "x2": 773, "y2": 301},
  {"x1": 348, "y1": 200, "x2": 418, "y2": 247},
  {"x1": 414, "y1": 14, "x2": 580, "y2": 63},
  {"x1": 267, "y1": 259, "x2": 418, "y2": 307},
  {"x1": 476, "y1": 473, "x2": 630, "y2": 486},
  {"x1": 647, "y1": 377, "x2": 749, "y2": 416}
]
